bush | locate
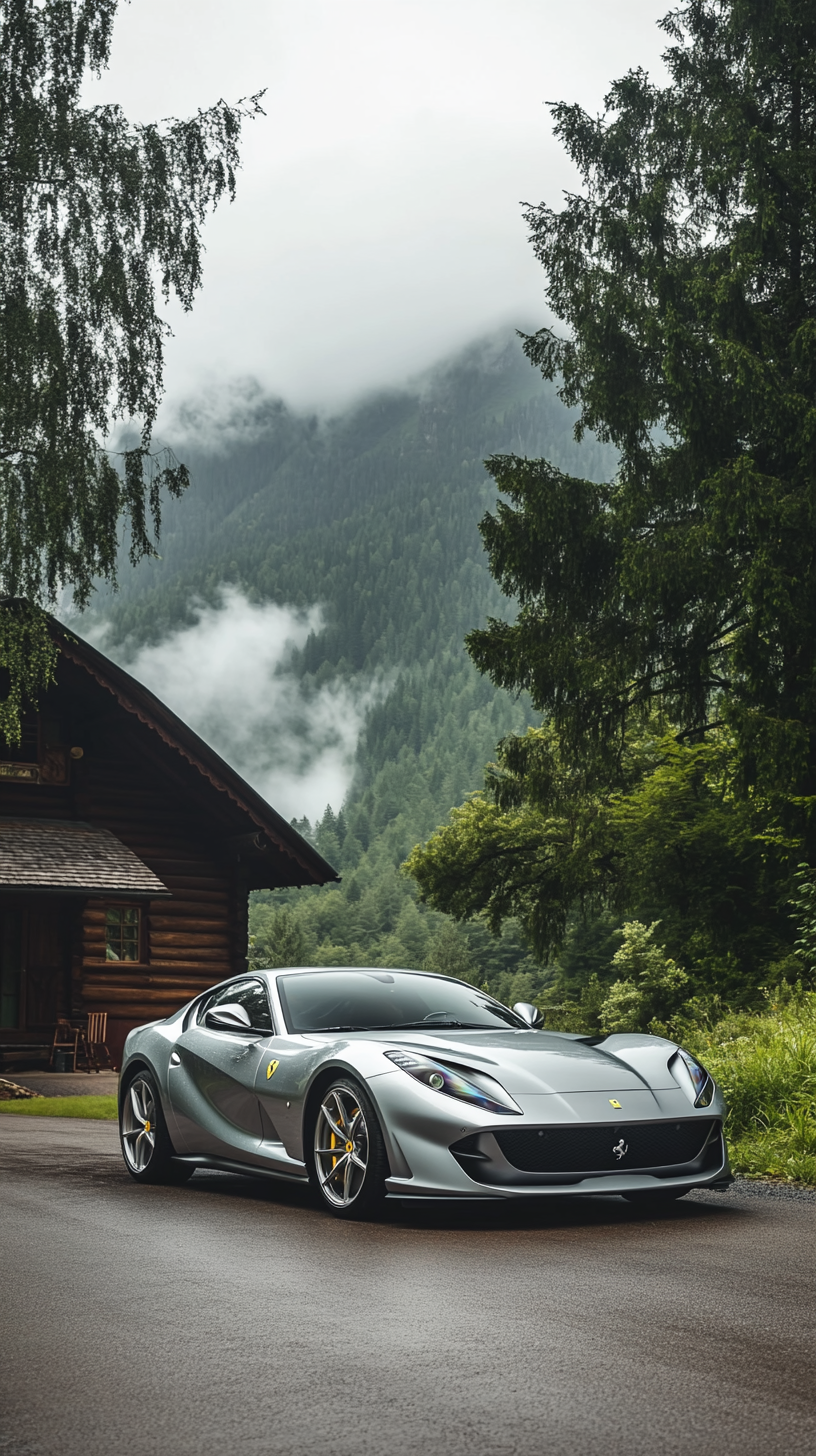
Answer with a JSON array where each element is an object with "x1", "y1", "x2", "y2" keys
[
  {"x1": 791, "y1": 863, "x2": 816, "y2": 983},
  {"x1": 684, "y1": 991, "x2": 816, "y2": 1185},
  {"x1": 599, "y1": 921, "x2": 690, "y2": 1035},
  {"x1": 539, "y1": 922, "x2": 692, "y2": 1035}
]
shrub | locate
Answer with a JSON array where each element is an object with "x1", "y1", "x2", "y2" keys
[
  {"x1": 685, "y1": 990, "x2": 816, "y2": 1184},
  {"x1": 599, "y1": 921, "x2": 690, "y2": 1035}
]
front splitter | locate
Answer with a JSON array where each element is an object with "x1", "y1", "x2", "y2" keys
[{"x1": 384, "y1": 1169, "x2": 734, "y2": 1199}]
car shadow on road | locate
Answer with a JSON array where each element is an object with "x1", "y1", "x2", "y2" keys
[{"x1": 181, "y1": 1167, "x2": 744, "y2": 1233}]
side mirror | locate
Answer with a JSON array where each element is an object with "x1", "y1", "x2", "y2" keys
[
  {"x1": 513, "y1": 1001, "x2": 544, "y2": 1029},
  {"x1": 205, "y1": 1002, "x2": 253, "y2": 1033}
]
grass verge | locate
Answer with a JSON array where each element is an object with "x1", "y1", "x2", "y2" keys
[
  {"x1": 684, "y1": 991, "x2": 816, "y2": 1184},
  {"x1": 0, "y1": 1096, "x2": 118, "y2": 1120}
]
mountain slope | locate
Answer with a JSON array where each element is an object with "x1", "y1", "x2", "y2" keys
[{"x1": 92, "y1": 332, "x2": 617, "y2": 995}]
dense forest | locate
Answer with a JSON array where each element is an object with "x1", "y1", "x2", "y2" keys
[{"x1": 87, "y1": 332, "x2": 614, "y2": 1006}]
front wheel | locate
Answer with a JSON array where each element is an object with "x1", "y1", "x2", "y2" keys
[
  {"x1": 120, "y1": 1069, "x2": 194, "y2": 1185},
  {"x1": 311, "y1": 1078, "x2": 389, "y2": 1219}
]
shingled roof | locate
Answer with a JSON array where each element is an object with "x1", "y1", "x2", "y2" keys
[
  {"x1": 0, "y1": 818, "x2": 170, "y2": 897},
  {"x1": 51, "y1": 616, "x2": 338, "y2": 889}
]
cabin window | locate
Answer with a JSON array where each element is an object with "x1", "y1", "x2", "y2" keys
[{"x1": 105, "y1": 907, "x2": 141, "y2": 962}]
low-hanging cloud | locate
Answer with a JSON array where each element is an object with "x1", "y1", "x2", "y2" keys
[
  {"x1": 82, "y1": 0, "x2": 669, "y2": 415},
  {"x1": 103, "y1": 587, "x2": 382, "y2": 824}
]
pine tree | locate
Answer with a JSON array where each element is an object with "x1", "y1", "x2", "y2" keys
[{"x1": 468, "y1": 0, "x2": 816, "y2": 810}]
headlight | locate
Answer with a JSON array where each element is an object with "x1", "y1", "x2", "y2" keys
[
  {"x1": 671, "y1": 1048, "x2": 714, "y2": 1107},
  {"x1": 384, "y1": 1050, "x2": 521, "y2": 1115}
]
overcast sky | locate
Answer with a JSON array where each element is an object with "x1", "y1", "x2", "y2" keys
[{"x1": 85, "y1": 0, "x2": 669, "y2": 412}]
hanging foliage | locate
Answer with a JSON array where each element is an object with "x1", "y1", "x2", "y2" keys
[{"x1": 0, "y1": 0, "x2": 264, "y2": 737}]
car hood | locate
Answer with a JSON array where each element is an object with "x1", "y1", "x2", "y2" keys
[{"x1": 360, "y1": 1029, "x2": 676, "y2": 1095}]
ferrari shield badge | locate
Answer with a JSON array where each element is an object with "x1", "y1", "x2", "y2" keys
[
  {"x1": 609, "y1": 1099, "x2": 622, "y2": 1109},
  {"x1": 266, "y1": 1060, "x2": 279, "y2": 1080}
]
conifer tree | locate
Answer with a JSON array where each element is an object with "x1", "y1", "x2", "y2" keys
[
  {"x1": 469, "y1": 0, "x2": 816, "y2": 806},
  {"x1": 407, "y1": 1, "x2": 816, "y2": 992}
]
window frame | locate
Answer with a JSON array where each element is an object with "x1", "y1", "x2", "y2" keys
[
  {"x1": 104, "y1": 904, "x2": 144, "y2": 966},
  {"x1": 196, "y1": 977, "x2": 276, "y2": 1035}
]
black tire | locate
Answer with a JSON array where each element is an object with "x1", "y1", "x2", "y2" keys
[
  {"x1": 119, "y1": 1068, "x2": 194, "y2": 1186},
  {"x1": 622, "y1": 1187, "x2": 690, "y2": 1204},
  {"x1": 310, "y1": 1077, "x2": 389, "y2": 1220}
]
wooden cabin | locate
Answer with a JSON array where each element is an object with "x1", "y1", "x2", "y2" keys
[{"x1": 0, "y1": 615, "x2": 338, "y2": 1067}]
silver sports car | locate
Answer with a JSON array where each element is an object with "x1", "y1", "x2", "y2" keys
[{"x1": 118, "y1": 967, "x2": 733, "y2": 1217}]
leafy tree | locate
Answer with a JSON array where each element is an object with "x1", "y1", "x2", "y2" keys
[
  {"x1": 404, "y1": 725, "x2": 800, "y2": 1000},
  {"x1": 599, "y1": 920, "x2": 690, "y2": 1035},
  {"x1": 0, "y1": 0, "x2": 262, "y2": 739},
  {"x1": 468, "y1": 0, "x2": 816, "y2": 813}
]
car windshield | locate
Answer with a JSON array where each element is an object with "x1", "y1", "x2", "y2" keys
[{"x1": 276, "y1": 970, "x2": 525, "y2": 1034}]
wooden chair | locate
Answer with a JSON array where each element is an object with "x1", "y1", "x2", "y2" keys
[
  {"x1": 84, "y1": 1012, "x2": 114, "y2": 1072},
  {"x1": 50, "y1": 1020, "x2": 89, "y2": 1072}
]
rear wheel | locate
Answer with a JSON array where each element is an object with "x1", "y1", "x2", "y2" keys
[
  {"x1": 311, "y1": 1078, "x2": 388, "y2": 1219},
  {"x1": 120, "y1": 1069, "x2": 193, "y2": 1185}
]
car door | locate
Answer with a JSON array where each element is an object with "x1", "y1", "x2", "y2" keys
[
  {"x1": 168, "y1": 978, "x2": 276, "y2": 1163},
  {"x1": 252, "y1": 1028, "x2": 321, "y2": 1170}
]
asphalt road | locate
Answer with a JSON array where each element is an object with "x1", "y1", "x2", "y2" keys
[{"x1": 0, "y1": 1118, "x2": 814, "y2": 1456}]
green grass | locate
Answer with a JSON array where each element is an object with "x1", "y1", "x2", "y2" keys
[
  {"x1": 685, "y1": 991, "x2": 816, "y2": 1185},
  {"x1": 0, "y1": 1095, "x2": 118, "y2": 1120}
]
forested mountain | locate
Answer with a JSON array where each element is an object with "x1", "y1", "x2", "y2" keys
[{"x1": 91, "y1": 331, "x2": 616, "y2": 1000}]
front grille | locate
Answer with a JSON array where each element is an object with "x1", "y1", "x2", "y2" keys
[{"x1": 493, "y1": 1119, "x2": 718, "y2": 1174}]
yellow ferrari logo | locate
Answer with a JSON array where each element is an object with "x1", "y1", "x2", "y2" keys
[
  {"x1": 609, "y1": 1099, "x2": 622, "y2": 1109},
  {"x1": 266, "y1": 1060, "x2": 279, "y2": 1080}
]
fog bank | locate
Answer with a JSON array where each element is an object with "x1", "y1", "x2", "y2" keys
[{"x1": 94, "y1": 588, "x2": 380, "y2": 823}]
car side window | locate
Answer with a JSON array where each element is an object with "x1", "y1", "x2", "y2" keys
[{"x1": 197, "y1": 979, "x2": 275, "y2": 1033}]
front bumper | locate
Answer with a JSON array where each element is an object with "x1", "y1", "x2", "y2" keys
[{"x1": 369, "y1": 1071, "x2": 733, "y2": 1200}]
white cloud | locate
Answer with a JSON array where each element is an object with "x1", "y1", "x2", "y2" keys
[
  {"x1": 102, "y1": 587, "x2": 382, "y2": 822},
  {"x1": 82, "y1": 0, "x2": 669, "y2": 413}
]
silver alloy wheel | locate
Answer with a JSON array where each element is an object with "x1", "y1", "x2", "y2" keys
[
  {"x1": 121, "y1": 1076, "x2": 157, "y2": 1174},
  {"x1": 314, "y1": 1085, "x2": 369, "y2": 1208}
]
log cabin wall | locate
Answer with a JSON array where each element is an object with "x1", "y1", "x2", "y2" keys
[
  {"x1": 0, "y1": 625, "x2": 337, "y2": 1068},
  {"x1": 0, "y1": 757, "x2": 244, "y2": 1061},
  {"x1": 72, "y1": 738, "x2": 251, "y2": 1062}
]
